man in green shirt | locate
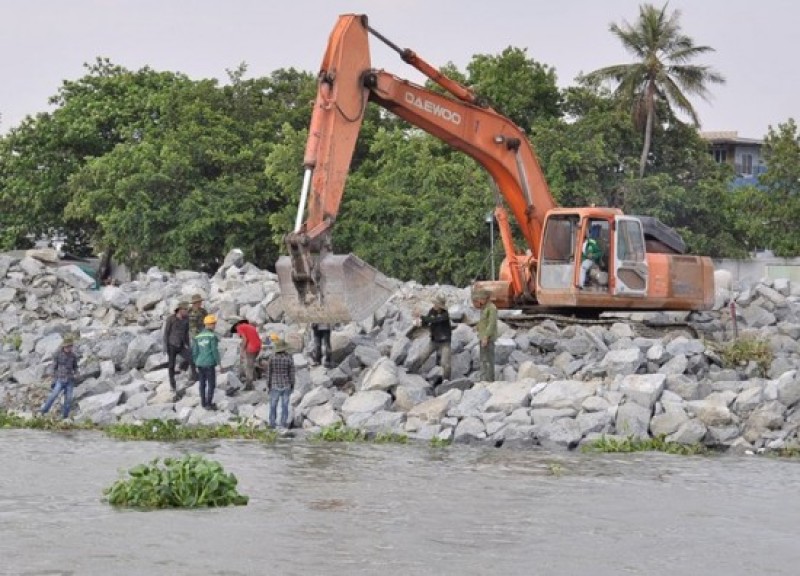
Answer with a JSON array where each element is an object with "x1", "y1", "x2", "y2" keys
[
  {"x1": 579, "y1": 225, "x2": 603, "y2": 289},
  {"x1": 473, "y1": 288, "x2": 497, "y2": 381},
  {"x1": 192, "y1": 314, "x2": 221, "y2": 410}
]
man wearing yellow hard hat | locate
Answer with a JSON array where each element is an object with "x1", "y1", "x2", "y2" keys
[{"x1": 192, "y1": 314, "x2": 221, "y2": 410}]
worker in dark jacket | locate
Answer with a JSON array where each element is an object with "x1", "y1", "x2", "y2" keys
[
  {"x1": 163, "y1": 301, "x2": 191, "y2": 400},
  {"x1": 418, "y1": 294, "x2": 452, "y2": 380}
]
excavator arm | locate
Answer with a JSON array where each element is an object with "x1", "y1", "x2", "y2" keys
[{"x1": 277, "y1": 14, "x2": 557, "y2": 323}]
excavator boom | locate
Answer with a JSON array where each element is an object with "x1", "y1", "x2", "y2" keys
[
  {"x1": 277, "y1": 14, "x2": 556, "y2": 322},
  {"x1": 277, "y1": 13, "x2": 714, "y2": 323}
]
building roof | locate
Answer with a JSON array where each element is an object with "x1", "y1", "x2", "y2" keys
[{"x1": 700, "y1": 131, "x2": 762, "y2": 145}]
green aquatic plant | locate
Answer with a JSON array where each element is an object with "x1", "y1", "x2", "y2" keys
[
  {"x1": 310, "y1": 421, "x2": 366, "y2": 442},
  {"x1": 373, "y1": 431, "x2": 409, "y2": 444},
  {"x1": 582, "y1": 434, "x2": 707, "y2": 455},
  {"x1": 0, "y1": 410, "x2": 96, "y2": 431},
  {"x1": 774, "y1": 446, "x2": 800, "y2": 458},
  {"x1": 429, "y1": 436, "x2": 452, "y2": 448},
  {"x1": 546, "y1": 462, "x2": 564, "y2": 477},
  {"x1": 104, "y1": 419, "x2": 277, "y2": 442},
  {"x1": 103, "y1": 454, "x2": 249, "y2": 509}
]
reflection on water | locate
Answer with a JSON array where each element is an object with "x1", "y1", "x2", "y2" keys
[{"x1": 1, "y1": 429, "x2": 799, "y2": 576}]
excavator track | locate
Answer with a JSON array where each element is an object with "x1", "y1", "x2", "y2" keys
[{"x1": 500, "y1": 312, "x2": 704, "y2": 339}]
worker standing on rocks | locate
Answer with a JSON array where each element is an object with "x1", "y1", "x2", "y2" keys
[
  {"x1": 186, "y1": 293, "x2": 208, "y2": 380},
  {"x1": 473, "y1": 289, "x2": 497, "y2": 381},
  {"x1": 310, "y1": 323, "x2": 333, "y2": 368},
  {"x1": 163, "y1": 301, "x2": 191, "y2": 401},
  {"x1": 230, "y1": 317, "x2": 262, "y2": 391},
  {"x1": 39, "y1": 335, "x2": 80, "y2": 419},
  {"x1": 418, "y1": 294, "x2": 452, "y2": 381},
  {"x1": 192, "y1": 314, "x2": 221, "y2": 410}
]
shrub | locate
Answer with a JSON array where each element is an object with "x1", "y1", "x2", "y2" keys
[
  {"x1": 718, "y1": 336, "x2": 773, "y2": 376},
  {"x1": 103, "y1": 454, "x2": 249, "y2": 509}
]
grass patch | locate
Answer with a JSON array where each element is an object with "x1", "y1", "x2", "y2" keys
[
  {"x1": 0, "y1": 410, "x2": 96, "y2": 431},
  {"x1": 2, "y1": 333, "x2": 22, "y2": 351},
  {"x1": 582, "y1": 434, "x2": 707, "y2": 455},
  {"x1": 0, "y1": 411, "x2": 276, "y2": 441},
  {"x1": 715, "y1": 336, "x2": 773, "y2": 376},
  {"x1": 103, "y1": 454, "x2": 248, "y2": 509},
  {"x1": 105, "y1": 419, "x2": 277, "y2": 442}
]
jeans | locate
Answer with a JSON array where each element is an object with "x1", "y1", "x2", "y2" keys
[
  {"x1": 480, "y1": 340, "x2": 495, "y2": 382},
  {"x1": 269, "y1": 388, "x2": 292, "y2": 428},
  {"x1": 40, "y1": 380, "x2": 74, "y2": 418},
  {"x1": 197, "y1": 366, "x2": 216, "y2": 406}
]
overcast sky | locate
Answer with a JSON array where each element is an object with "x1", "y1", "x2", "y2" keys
[{"x1": 1, "y1": 0, "x2": 796, "y2": 139}]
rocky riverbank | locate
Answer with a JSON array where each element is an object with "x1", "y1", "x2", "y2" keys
[{"x1": 1, "y1": 249, "x2": 799, "y2": 452}]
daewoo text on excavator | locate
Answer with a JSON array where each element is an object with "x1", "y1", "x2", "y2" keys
[{"x1": 275, "y1": 14, "x2": 715, "y2": 324}]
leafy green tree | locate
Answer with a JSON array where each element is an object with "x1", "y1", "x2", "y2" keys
[
  {"x1": 584, "y1": 3, "x2": 724, "y2": 177},
  {"x1": 734, "y1": 119, "x2": 800, "y2": 256},
  {"x1": 466, "y1": 47, "x2": 561, "y2": 132},
  {"x1": 0, "y1": 59, "x2": 192, "y2": 253},
  {"x1": 333, "y1": 127, "x2": 493, "y2": 285}
]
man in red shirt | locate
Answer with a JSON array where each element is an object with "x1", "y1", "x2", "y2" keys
[{"x1": 230, "y1": 318, "x2": 262, "y2": 391}]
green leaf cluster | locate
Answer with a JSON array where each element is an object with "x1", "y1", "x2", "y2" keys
[
  {"x1": 0, "y1": 410, "x2": 96, "y2": 430},
  {"x1": 103, "y1": 454, "x2": 248, "y2": 509},
  {"x1": 309, "y1": 421, "x2": 367, "y2": 442},
  {"x1": 104, "y1": 419, "x2": 277, "y2": 442}
]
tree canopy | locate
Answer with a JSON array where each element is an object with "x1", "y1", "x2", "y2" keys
[
  {"x1": 583, "y1": 3, "x2": 725, "y2": 177},
  {"x1": 1, "y1": 6, "x2": 797, "y2": 286}
]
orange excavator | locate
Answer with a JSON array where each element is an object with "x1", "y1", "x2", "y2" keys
[{"x1": 275, "y1": 14, "x2": 715, "y2": 323}]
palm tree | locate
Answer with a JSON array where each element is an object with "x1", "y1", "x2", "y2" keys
[{"x1": 585, "y1": 3, "x2": 725, "y2": 177}]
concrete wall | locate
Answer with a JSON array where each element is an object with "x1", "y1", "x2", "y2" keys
[{"x1": 714, "y1": 257, "x2": 800, "y2": 289}]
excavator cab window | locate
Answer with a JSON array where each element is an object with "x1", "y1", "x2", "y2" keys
[
  {"x1": 539, "y1": 214, "x2": 580, "y2": 289},
  {"x1": 613, "y1": 216, "x2": 648, "y2": 295}
]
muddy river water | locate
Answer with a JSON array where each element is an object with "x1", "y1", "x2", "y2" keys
[{"x1": 1, "y1": 429, "x2": 798, "y2": 576}]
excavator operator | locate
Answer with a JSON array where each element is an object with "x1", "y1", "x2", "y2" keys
[{"x1": 579, "y1": 224, "x2": 604, "y2": 289}]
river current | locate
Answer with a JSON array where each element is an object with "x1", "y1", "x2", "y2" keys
[{"x1": 1, "y1": 429, "x2": 798, "y2": 576}]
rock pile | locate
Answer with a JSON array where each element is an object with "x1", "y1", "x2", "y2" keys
[{"x1": 1, "y1": 249, "x2": 799, "y2": 452}]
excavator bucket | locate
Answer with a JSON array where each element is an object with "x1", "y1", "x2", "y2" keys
[{"x1": 275, "y1": 254, "x2": 398, "y2": 324}]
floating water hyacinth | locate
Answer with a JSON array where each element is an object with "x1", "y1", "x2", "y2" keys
[{"x1": 103, "y1": 454, "x2": 249, "y2": 509}]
